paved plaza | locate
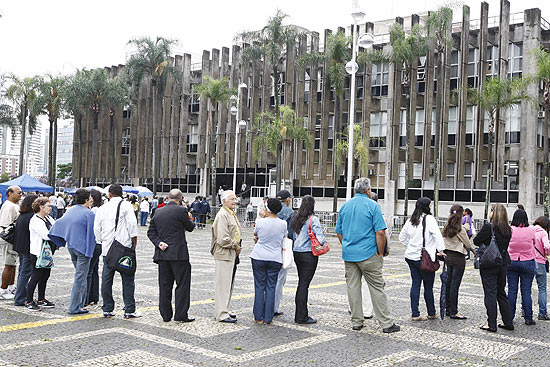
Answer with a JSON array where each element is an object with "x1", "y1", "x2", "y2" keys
[{"x1": 0, "y1": 224, "x2": 547, "y2": 366}]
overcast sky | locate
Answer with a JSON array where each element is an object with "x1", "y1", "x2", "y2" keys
[{"x1": 1, "y1": 0, "x2": 549, "y2": 78}]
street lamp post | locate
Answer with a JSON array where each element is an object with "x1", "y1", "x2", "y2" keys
[
  {"x1": 345, "y1": 1, "x2": 373, "y2": 200},
  {"x1": 232, "y1": 83, "x2": 247, "y2": 192}
]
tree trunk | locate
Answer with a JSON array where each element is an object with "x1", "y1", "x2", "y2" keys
[
  {"x1": 332, "y1": 96, "x2": 341, "y2": 212},
  {"x1": 48, "y1": 118, "x2": 54, "y2": 187},
  {"x1": 51, "y1": 118, "x2": 58, "y2": 190},
  {"x1": 433, "y1": 49, "x2": 445, "y2": 218},
  {"x1": 404, "y1": 92, "x2": 411, "y2": 216},
  {"x1": 273, "y1": 63, "x2": 282, "y2": 193},
  {"x1": 544, "y1": 97, "x2": 550, "y2": 216},
  {"x1": 18, "y1": 102, "x2": 28, "y2": 176},
  {"x1": 152, "y1": 81, "x2": 158, "y2": 194},
  {"x1": 77, "y1": 115, "x2": 83, "y2": 187},
  {"x1": 110, "y1": 111, "x2": 116, "y2": 182},
  {"x1": 91, "y1": 111, "x2": 99, "y2": 185},
  {"x1": 210, "y1": 105, "x2": 217, "y2": 207},
  {"x1": 484, "y1": 117, "x2": 494, "y2": 221},
  {"x1": 276, "y1": 142, "x2": 282, "y2": 194}
]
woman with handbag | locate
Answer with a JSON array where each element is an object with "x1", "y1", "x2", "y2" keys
[
  {"x1": 533, "y1": 216, "x2": 550, "y2": 320},
  {"x1": 26, "y1": 197, "x2": 56, "y2": 311},
  {"x1": 13, "y1": 195, "x2": 38, "y2": 306},
  {"x1": 506, "y1": 209, "x2": 537, "y2": 326},
  {"x1": 289, "y1": 195, "x2": 325, "y2": 325},
  {"x1": 250, "y1": 198, "x2": 287, "y2": 324},
  {"x1": 473, "y1": 204, "x2": 513, "y2": 332},
  {"x1": 442, "y1": 204, "x2": 472, "y2": 320},
  {"x1": 398, "y1": 197, "x2": 446, "y2": 321}
]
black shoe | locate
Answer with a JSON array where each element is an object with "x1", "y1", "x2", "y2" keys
[
  {"x1": 383, "y1": 324, "x2": 400, "y2": 333},
  {"x1": 525, "y1": 319, "x2": 536, "y2": 325},
  {"x1": 163, "y1": 318, "x2": 171, "y2": 322},
  {"x1": 274, "y1": 312, "x2": 284, "y2": 317},
  {"x1": 480, "y1": 325, "x2": 497, "y2": 332},
  {"x1": 25, "y1": 302, "x2": 41, "y2": 312},
  {"x1": 220, "y1": 317, "x2": 237, "y2": 323},
  {"x1": 538, "y1": 314, "x2": 550, "y2": 321},
  {"x1": 498, "y1": 323, "x2": 514, "y2": 330},
  {"x1": 352, "y1": 325, "x2": 363, "y2": 331},
  {"x1": 229, "y1": 313, "x2": 237, "y2": 319},
  {"x1": 296, "y1": 317, "x2": 317, "y2": 324},
  {"x1": 175, "y1": 317, "x2": 195, "y2": 323},
  {"x1": 450, "y1": 314, "x2": 467, "y2": 320},
  {"x1": 37, "y1": 299, "x2": 55, "y2": 308},
  {"x1": 364, "y1": 315, "x2": 373, "y2": 320}
]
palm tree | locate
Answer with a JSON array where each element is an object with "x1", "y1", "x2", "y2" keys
[
  {"x1": 77, "y1": 69, "x2": 127, "y2": 185},
  {"x1": 126, "y1": 36, "x2": 176, "y2": 194},
  {"x1": 253, "y1": 105, "x2": 312, "y2": 183},
  {"x1": 370, "y1": 23, "x2": 426, "y2": 215},
  {"x1": 34, "y1": 74, "x2": 66, "y2": 188},
  {"x1": 532, "y1": 47, "x2": 550, "y2": 216},
  {"x1": 64, "y1": 71, "x2": 88, "y2": 186},
  {"x1": 467, "y1": 77, "x2": 532, "y2": 220},
  {"x1": 237, "y1": 10, "x2": 303, "y2": 192},
  {"x1": 299, "y1": 31, "x2": 350, "y2": 212},
  {"x1": 426, "y1": 6, "x2": 453, "y2": 217},
  {"x1": 5, "y1": 75, "x2": 40, "y2": 176},
  {"x1": 0, "y1": 76, "x2": 17, "y2": 128},
  {"x1": 335, "y1": 124, "x2": 369, "y2": 179},
  {"x1": 193, "y1": 76, "x2": 236, "y2": 206}
]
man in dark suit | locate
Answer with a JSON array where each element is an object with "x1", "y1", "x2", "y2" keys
[{"x1": 147, "y1": 189, "x2": 195, "y2": 323}]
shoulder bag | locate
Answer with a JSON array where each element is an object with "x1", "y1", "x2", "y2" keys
[
  {"x1": 476, "y1": 224, "x2": 503, "y2": 269},
  {"x1": 309, "y1": 216, "x2": 330, "y2": 256},
  {"x1": 282, "y1": 238, "x2": 295, "y2": 269},
  {"x1": 105, "y1": 201, "x2": 137, "y2": 275},
  {"x1": 0, "y1": 223, "x2": 15, "y2": 244},
  {"x1": 534, "y1": 242, "x2": 549, "y2": 273},
  {"x1": 419, "y1": 215, "x2": 440, "y2": 272}
]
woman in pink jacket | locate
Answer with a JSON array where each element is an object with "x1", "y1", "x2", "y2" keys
[
  {"x1": 533, "y1": 216, "x2": 550, "y2": 320},
  {"x1": 507, "y1": 209, "x2": 536, "y2": 325}
]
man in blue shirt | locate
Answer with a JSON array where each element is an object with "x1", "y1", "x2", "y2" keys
[{"x1": 335, "y1": 177, "x2": 399, "y2": 334}]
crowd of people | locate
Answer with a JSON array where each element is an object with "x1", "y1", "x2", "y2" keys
[{"x1": 0, "y1": 177, "x2": 548, "y2": 335}]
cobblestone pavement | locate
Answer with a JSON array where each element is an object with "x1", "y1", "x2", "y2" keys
[{"x1": 0, "y1": 223, "x2": 547, "y2": 366}]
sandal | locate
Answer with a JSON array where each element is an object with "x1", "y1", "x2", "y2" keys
[
  {"x1": 479, "y1": 324, "x2": 497, "y2": 332},
  {"x1": 427, "y1": 314, "x2": 438, "y2": 320},
  {"x1": 450, "y1": 314, "x2": 467, "y2": 320},
  {"x1": 411, "y1": 316, "x2": 427, "y2": 321}
]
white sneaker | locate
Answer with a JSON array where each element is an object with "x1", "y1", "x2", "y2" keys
[
  {"x1": 0, "y1": 289, "x2": 15, "y2": 300},
  {"x1": 123, "y1": 311, "x2": 142, "y2": 319},
  {"x1": 8, "y1": 285, "x2": 16, "y2": 295}
]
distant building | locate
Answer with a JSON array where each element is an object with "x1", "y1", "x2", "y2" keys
[
  {"x1": 1, "y1": 121, "x2": 43, "y2": 177},
  {"x1": 44, "y1": 119, "x2": 74, "y2": 176}
]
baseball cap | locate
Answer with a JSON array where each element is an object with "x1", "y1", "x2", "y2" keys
[{"x1": 276, "y1": 190, "x2": 291, "y2": 201}]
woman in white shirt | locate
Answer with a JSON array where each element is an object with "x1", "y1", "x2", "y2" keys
[
  {"x1": 26, "y1": 197, "x2": 56, "y2": 311},
  {"x1": 399, "y1": 197, "x2": 446, "y2": 321}
]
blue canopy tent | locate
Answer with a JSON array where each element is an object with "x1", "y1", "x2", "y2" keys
[{"x1": 0, "y1": 174, "x2": 54, "y2": 203}]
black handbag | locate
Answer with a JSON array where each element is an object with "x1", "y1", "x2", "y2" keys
[
  {"x1": 0, "y1": 223, "x2": 15, "y2": 244},
  {"x1": 476, "y1": 225, "x2": 503, "y2": 269},
  {"x1": 105, "y1": 201, "x2": 137, "y2": 275},
  {"x1": 534, "y1": 244, "x2": 549, "y2": 273}
]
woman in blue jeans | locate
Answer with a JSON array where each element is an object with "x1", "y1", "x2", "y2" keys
[
  {"x1": 250, "y1": 198, "x2": 287, "y2": 324},
  {"x1": 533, "y1": 216, "x2": 550, "y2": 320},
  {"x1": 289, "y1": 195, "x2": 325, "y2": 324},
  {"x1": 507, "y1": 209, "x2": 537, "y2": 325},
  {"x1": 399, "y1": 198, "x2": 446, "y2": 321}
]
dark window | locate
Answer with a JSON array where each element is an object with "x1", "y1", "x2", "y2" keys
[
  {"x1": 509, "y1": 191, "x2": 519, "y2": 203},
  {"x1": 490, "y1": 191, "x2": 507, "y2": 203},
  {"x1": 439, "y1": 190, "x2": 454, "y2": 202},
  {"x1": 472, "y1": 191, "x2": 486, "y2": 202},
  {"x1": 466, "y1": 134, "x2": 473, "y2": 145},
  {"x1": 448, "y1": 134, "x2": 456, "y2": 146},
  {"x1": 455, "y1": 190, "x2": 471, "y2": 202}
]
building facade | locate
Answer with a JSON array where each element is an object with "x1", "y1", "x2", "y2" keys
[{"x1": 72, "y1": 1, "x2": 550, "y2": 219}]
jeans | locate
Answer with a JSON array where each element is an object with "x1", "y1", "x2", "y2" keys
[
  {"x1": 507, "y1": 259, "x2": 536, "y2": 322},
  {"x1": 86, "y1": 244, "x2": 102, "y2": 305},
  {"x1": 50, "y1": 206, "x2": 58, "y2": 220},
  {"x1": 26, "y1": 255, "x2": 51, "y2": 303},
  {"x1": 14, "y1": 253, "x2": 33, "y2": 305},
  {"x1": 535, "y1": 262, "x2": 548, "y2": 317},
  {"x1": 251, "y1": 259, "x2": 281, "y2": 323},
  {"x1": 68, "y1": 248, "x2": 91, "y2": 314},
  {"x1": 445, "y1": 265, "x2": 465, "y2": 316},
  {"x1": 274, "y1": 267, "x2": 288, "y2": 313},
  {"x1": 293, "y1": 251, "x2": 318, "y2": 322},
  {"x1": 480, "y1": 264, "x2": 513, "y2": 330},
  {"x1": 405, "y1": 258, "x2": 435, "y2": 317},
  {"x1": 101, "y1": 256, "x2": 136, "y2": 313},
  {"x1": 140, "y1": 211, "x2": 148, "y2": 226}
]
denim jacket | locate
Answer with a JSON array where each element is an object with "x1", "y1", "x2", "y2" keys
[{"x1": 291, "y1": 215, "x2": 326, "y2": 253}]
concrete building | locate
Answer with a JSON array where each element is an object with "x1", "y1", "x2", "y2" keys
[
  {"x1": 44, "y1": 119, "x2": 74, "y2": 175},
  {"x1": 72, "y1": 1, "x2": 550, "y2": 220},
  {"x1": 2, "y1": 121, "x2": 43, "y2": 177}
]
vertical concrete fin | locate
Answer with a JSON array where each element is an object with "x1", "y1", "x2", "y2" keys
[
  {"x1": 456, "y1": 5, "x2": 470, "y2": 181},
  {"x1": 474, "y1": 2, "x2": 489, "y2": 182}
]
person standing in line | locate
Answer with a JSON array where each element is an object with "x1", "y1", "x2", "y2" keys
[
  {"x1": 507, "y1": 209, "x2": 537, "y2": 326},
  {"x1": 533, "y1": 216, "x2": 550, "y2": 320},
  {"x1": 442, "y1": 204, "x2": 472, "y2": 320},
  {"x1": 473, "y1": 204, "x2": 514, "y2": 332},
  {"x1": 130, "y1": 196, "x2": 139, "y2": 220},
  {"x1": 246, "y1": 201, "x2": 254, "y2": 223},
  {"x1": 147, "y1": 189, "x2": 195, "y2": 323},
  {"x1": 25, "y1": 197, "x2": 56, "y2": 311},
  {"x1": 56, "y1": 194, "x2": 66, "y2": 219},
  {"x1": 49, "y1": 194, "x2": 58, "y2": 220},
  {"x1": 336, "y1": 178, "x2": 400, "y2": 333},
  {"x1": 289, "y1": 195, "x2": 323, "y2": 324},
  {"x1": 48, "y1": 189, "x2": 96, "y2": 315},
  {"x1": 218, "y1": 186, "x2": 224, "y2": 206},
  {"x1": 190, "y1": 197, "x2": 201, "y2": 228},
  {"x1": 150, "y1": 196, "x2": 159, "y2": 219},
  {"x1": 0, "y1": 185, "x2": 22, "y2": 300},
  {"x1": 250, "y1": 198, "x2": 286, "y2": 324},
  {"x1": 399, "y1": 197, "x2": 446, "y2": 321},
  {"x1": 211, "y1": 190, "x2": 241, "y2": 323},
  {"x1": 13, "y1": 195, "x2": 38, "y2": 306},
  {"x1": 273, "y1": 190, "x2": 295, "y2": 317},
  {"x1": 241, "y1": 182, "x2": 247, "y2": 199},
  {"x1": 199, "y1": 196, "x2": 211, "y2": 229},
  {"x1": 462, "y1": 208, "x2": 474, "y2": 260},
  {"x1": 94, "y1": 184, "x2": 140, "y2": 319},
  {"x1": 256, "y1": 196, "x2": 268, "y2": 222},
  {"x1": 86, "y1": 190, "x2": 104, "y2": 307},
  {"x1": 139, "y1": 198, "x2": 150, "y2": 227},
  {"x1": 157, "y1": 197, "x2": 166, "y2": 209}
]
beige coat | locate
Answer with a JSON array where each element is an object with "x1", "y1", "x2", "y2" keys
[
  {"x1": 443, "y1": 227, "x2": 472, "y2": 255},
  {"x1": 211, "y1": 207, "x2": 241, "y2": 261}
]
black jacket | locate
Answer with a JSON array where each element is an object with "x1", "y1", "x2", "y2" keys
[
  {"x1": 147, "y1": 202, "x2": 195, "y2": 263},
  {"x1": 13, "y1": 212, "x2": 33, "y2": 255},
  {"x1": 473, "y1": 222, "x2": 512, "y2": 265}
]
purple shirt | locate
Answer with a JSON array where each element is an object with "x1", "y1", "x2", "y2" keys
[{"x1": 462, "y1": 215, "x2": 473, "y2": 236}]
